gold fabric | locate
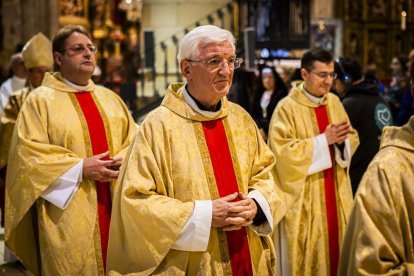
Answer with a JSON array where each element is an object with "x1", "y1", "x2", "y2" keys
[
  {"x1": 339, "y1": 116, "x2": 414, "y2": 275},
  {"x1": 268, "y1": 83, "x2": 359, "y2": 276},
  {"x1": 22, "y1": 33, "x2": 53, "y2": 69},
  {"x1": 0, "y1": 87, "x2": 31, "y2": 170},
  {"x1": 5, "y1": 72, "x2": 137, "y2": 275},
  {"x1": 107, "y1": 83, "x2": 284, "y2": 275}
]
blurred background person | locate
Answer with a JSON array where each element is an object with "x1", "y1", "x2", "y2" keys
[
  {"x1": 393, "y1": 49, "x2": 414, "y2": 126},
  {"x1": 333, "y1": 57, "x2": 392, "y2": 194},
  {"x1": 250, "y1": 66, "x2": 288, "y2": 141},
  {"x1": 385, "y1": 55, "x2": 409, "y2": 121},
  {"x1": 0, "y1": 53, "x2": 27, "y2": 115}
]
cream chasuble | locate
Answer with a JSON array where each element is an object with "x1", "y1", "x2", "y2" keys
[
  {"x1": 268, "y1": 83, "x2": 359, "y2": 276},
  {"x1": 107, "y1": 83, "x2": 284, "y2": 275},
  {"x1": 339, "y1": 116, "x2": 414, "y2": 275},
  {"x1": 5, "y1": 72, "x2": 137, "y2": 275}
]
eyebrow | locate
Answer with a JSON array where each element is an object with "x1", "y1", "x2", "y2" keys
[{"x1": 204, "y1": 54, "x2": 236, "y2": 60}]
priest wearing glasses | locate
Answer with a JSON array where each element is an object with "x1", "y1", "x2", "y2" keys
[
  {"x1": 268, "y1": 47, "x2": 359, "y2": 276},
  {"x1": 5, "y1": 25, "x2": 136, "y2": 275},
  {"x1": 107, "y1": 25, "x2": 284, "y2": 275}
]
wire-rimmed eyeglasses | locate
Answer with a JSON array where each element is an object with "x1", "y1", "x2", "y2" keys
[
  {"x1": 60, "y1": 44, "x2": 97, "y2": 55},
  {"x1": 187, "y1": 57, "x2": 243, "y2": 70}
]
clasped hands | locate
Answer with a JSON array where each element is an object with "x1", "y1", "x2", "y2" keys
[
  {"x1": 325, "y1": 121, "x2": 350, "y2": 145},
  {"x1": 212, "y1": 192, "x2": 257, "y2": 232},
  {"x1": 83, "y1": 151, "x2": 124, "y2": 182}
]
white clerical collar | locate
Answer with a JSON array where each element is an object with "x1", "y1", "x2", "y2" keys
[
  {"x1": 182, "y1": 86, "x2": 221, "y2": 118},
  {"x1": 63, "y1": 78, "x2": 90, "y2": 90},
  {"x1": 303, "y1": 87, "x2": 325, "y2": 105}
]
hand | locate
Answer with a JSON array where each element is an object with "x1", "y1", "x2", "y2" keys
[
  {"x1": 212, "y1": 192, "x2": 239, "y2": 228},
  {"x1": 110, "y1": 156, "x2": 124, "y2": 171},
  {"x1": 324, "y1": 121, "x2": 350, "y2": 145},
  {"x1": 83, "y1": 151, "x2": 124, "y2": 182},
  {"x1": 223, "y1": 193, "x2": 257, "y2": 231}
]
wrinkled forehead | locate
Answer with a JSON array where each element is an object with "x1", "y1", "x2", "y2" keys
[{"x1": 197, "y1": 41, "x2": 235, "y2": 57}]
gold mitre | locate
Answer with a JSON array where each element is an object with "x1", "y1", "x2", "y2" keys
[{"x1": 22, "y1": 33, "x2": 53, "y2": 69}]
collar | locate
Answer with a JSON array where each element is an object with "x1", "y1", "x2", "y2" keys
[
  {"x1": 63, "y1": 78, "x2": 91, "y2": 90},
  {"x1": 182, "y1": 86, "x2": 221, "y2": 118},
  {"x1": 303, "y1": 86, "x2": 325, "y2": 105}
]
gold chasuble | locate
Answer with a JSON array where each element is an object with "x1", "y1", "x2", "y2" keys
[
  {"x1": 0, "y1": 87, "x2": 31, "y2": 170},
  {"x1": 5, "y1": 72, "x2": 137, "y2": 275},
  {"x1": 0, "y1": 87, "x2": 31, "y2": 227},
  {"x1": 268, "y1": 83, "x2": 359, "y2": 276},
  {"x1": 107, "y1": 83, "x2": 283, "y2": 275},
  {"x1": 339, "y1": 116, "x2": 414, "y2": 275}
]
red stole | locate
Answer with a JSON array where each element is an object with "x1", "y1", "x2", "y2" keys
[
  {"x1": 202, "y1": 119, "x2": 253, "y2": 276},
  {"x1": 314, "y1": 105, "x2": 339, "y2": 276},
  {"x1": 75, "y1": 92, "x2": 111, "y2": 271}
]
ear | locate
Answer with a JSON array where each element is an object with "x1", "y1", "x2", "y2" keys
[
  {"x1": 180, "y1": 60, "x2": 192, "y2": 81},
  {"x1": 300, "y1": 68, "x2": 308, "y2": 81},
  {"x1": 53, "y1": 52, "x2": 62, "y2": 68}
]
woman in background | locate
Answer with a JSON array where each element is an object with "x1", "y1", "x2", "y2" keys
[{"x1": 250, "y1": 66, "x2": 288, "y2": 141}]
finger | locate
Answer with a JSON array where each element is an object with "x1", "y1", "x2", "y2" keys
[
  {"x1": 336, "y1": 134, "x2": 348, "y2": 141},
  {"x1": 111, "y1": 156, "x2": 124, "y2": 162},
  {"x1": 335, "y1": 130, "x2": 349, "y2": 138},
  {"x1": 111, "y1": 159, "x2": 124, "y2": 167},
  {"x1": 336, "y1": 124, "x2": 350, "y2": 132},
  {"x1": 220, "y1": 192, "x2": 239, "y2": 202},
  {"x1": 333, "y1": 121, "x2": 348, "y2": 128},
  {"x1": 95, "y1": 151, "x2": 110, "y2": 159},
  {"x1": 223, "y1": 225, "x2": 242, "y2": 232},
  {"x1": 100, "y1": 159, "x2": 119, "y2": 167},
  {"x1": 227, "y1": 199, "x2": 251, "y2": 209},
  {"x1": 103, "y1": 168, "x2": 120, "y2": 179},
  {"x1": 224, "y1": 216, "x2": 247, "y2": 225},
  {"x1": 240, "y1": 220, "x2": 253, "y2": 227},
  {"x1": 230, "y1": 208, "x2": 257, "y2": 220},
  {"x1": 227, "y1": 205, "x2": 251, "y2": 214}
]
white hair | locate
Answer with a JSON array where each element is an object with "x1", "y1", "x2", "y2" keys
[
  {"x1": 177, "y1": 25, "x2": 235, "y2": 62},
  {"x1": 10, "y1": 52, "x2": 23, "y2": 65}
]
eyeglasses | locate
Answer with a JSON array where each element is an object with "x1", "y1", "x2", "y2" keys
[
  {"x1": 60, "y1": 44, "x2": 97, "y2": 55},
  {"x1": 311, "y1": 71, "x2": 337, "y2": 80},
  {"x1": 187, "y1": 57, "x2": 243, "y2": 70}
]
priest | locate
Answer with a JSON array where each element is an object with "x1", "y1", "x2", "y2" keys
[
  {"x1": 107, "y1": 25, "x2": 284, "y2": 275},
  {"x1": 268, "y1": 47, "x2": 359, "y2": 276},
  {"x1": 5, "y1": 25, "x2": 137, "y2": 275}
]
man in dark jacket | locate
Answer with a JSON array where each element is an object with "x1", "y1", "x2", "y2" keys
[{"x1": 333, "y1": 57, "x2": 393, "y2": 194}]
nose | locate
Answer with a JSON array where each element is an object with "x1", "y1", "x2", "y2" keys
[
  {"x1": 83, "y1": 47, "x2": 94, "y2": 57},
  {"x1": 219, "y1": 61, "x2": 231, "y2": 75}
]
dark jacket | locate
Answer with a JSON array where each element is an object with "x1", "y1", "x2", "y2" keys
[{"x1": 342, "y1": 79, "x2": 393, "y2": 194}]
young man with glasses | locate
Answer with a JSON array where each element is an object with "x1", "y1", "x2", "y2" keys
[
  {"x1": 107, "y1": 25, "x2": 284, "y2": 275},
  {"x1": 5, "y1": 25, "x2": 136, "y2": 275},
  {"x1": 268, "y1": 47, "x2": 359, "y2": 276}
]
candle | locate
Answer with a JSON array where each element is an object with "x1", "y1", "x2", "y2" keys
[{"x1": 401, "y1": 11, "x2": 407, "y2": 31}]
